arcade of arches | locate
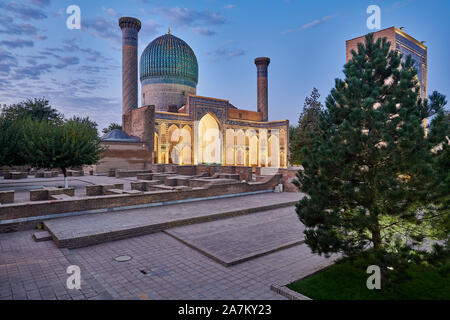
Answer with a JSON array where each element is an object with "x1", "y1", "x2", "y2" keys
[{"x1": 154, "y1": 113, "x2": 287, "y2": 167}]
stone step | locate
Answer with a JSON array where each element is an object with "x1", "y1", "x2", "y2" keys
[
  {"x1": 43, "y1": 192, "x2": 302, "y2": 249},
  {"x1": 32, "y1": 230, "x2": 52, "y2": 242}
]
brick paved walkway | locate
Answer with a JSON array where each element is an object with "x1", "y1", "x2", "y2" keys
[
  {"x1": 0, "y1": 192, "x2": 336, "y2": 300},
  {"x1": 165, "y1": 206, "x2": 305, "y2": 265},
  {"x1": 44, "y1": 192, "x2": 301, "y2": 248}
]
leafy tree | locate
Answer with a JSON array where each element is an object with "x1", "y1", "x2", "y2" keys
[
  {"x1": 295, "y1": 33, "x2": 448, "y2": 270},
  {"x1": 1, "y1": 98, "x2": 63, "y2": 123},
  {"x1": 102, "y1": 122, "x2": 122, "y2": 134},
  {"x1": 23, "y1": 117, "x2": 104, "y2": 187},
  {"x1": 0, "y1": 117, "x2": 27, "y2": 166},
  {"x1": 0, "y1": 98, "x2": 63, "y2": 166},
  {"x1": 290, "y1": 88, "x2": 322, "y2": 165}
]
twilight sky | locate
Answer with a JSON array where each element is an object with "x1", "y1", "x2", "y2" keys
[{"x1": 0, "y1": 0, "x2": 449, "y2": 131}]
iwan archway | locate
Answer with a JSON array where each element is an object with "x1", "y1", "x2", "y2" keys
[{"x1": 195, "y1": 113, "x2": 222, "y2": 165}]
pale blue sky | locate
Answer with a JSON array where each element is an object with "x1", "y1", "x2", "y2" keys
[{"x1": 0, "y1": 0, "x2": 448, "y2": 130}]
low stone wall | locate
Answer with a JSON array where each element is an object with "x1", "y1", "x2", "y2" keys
[
  {"x1": 67, "y1": 170, "x2": 84, "y2": 177},
  {"x1": 3, "y1": 172, "x2": 28, "y2": 180},
  {"x1": 278, "y1": 167, "x2": 302, "y2": 192},
  {"x1": 175, "y1": 165, "x2": 196, "y2": 175},
  {"x1": 0, "y1": 191, "x2": 14, "y2": 204},
  {"x1": 0, "y1": 174, "x2": 281, "y2": 223},
  {"x1": 86, "y1": 184, "x2": 124, "y2": 196},
  {"x1": 34, "y1": 171, "x2": 58, "y2": 178},
  {"x1": 115, "y1": 169, "x2": 152, "y2": 178},
  {"x1": 30, "y1": 187, "x2": 75, "y2": 201}
]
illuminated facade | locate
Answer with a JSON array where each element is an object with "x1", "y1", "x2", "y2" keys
[{"x1": 115, "y1": 17, "x2": 289, "y2": 168}]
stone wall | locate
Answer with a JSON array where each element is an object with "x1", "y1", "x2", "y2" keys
[
  {"x1": 228, "y1": 108, "x2": 263, "y2": 121},
  {"x1": 278, "y1": 167, "x2": 301, "y2": 192},
  {"x1": 95, "y1": 142, "x2": 152, "y2": 174},
  {"x1": 141, "y1": 82, "x2": 196, "y2": 111},
  {"x1": 346, "y1": 27, "x2": 396, "y2": 62},
  {"x1": 0, "y1": 174, "x2": 281, "y2": 224}
]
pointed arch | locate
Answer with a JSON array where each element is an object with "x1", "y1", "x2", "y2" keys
[{"x1": 198, "y1": 113, "x2": 222, "y2": 164}]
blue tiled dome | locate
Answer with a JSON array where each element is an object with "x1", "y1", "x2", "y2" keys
[
  {"x1": 101, "y1": 129, "x2": 141, "y2": 142},
  {"x1": 140, "y1": 33, "x2": 198, "y2": 88}
]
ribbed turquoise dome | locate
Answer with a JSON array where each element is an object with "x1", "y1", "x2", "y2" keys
[{"x1": 140, "y1": 33, "x2": 198, "y2": 88}]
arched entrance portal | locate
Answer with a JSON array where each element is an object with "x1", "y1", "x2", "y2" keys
[{"x1": 197, "y1": 113, "x2": 222, "y2": 164}]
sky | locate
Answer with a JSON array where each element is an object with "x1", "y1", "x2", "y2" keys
[{"x1": 0, "y1": 0, "x2": 449, "y2": 131}]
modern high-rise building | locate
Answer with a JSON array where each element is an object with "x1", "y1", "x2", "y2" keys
[{"x1": 346, "y1": 26, "x2": 427, "y2": 99}]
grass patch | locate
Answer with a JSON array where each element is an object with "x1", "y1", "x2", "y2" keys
[{"x1": 287, "y1": 257, "x2": 450, "y2": 300}]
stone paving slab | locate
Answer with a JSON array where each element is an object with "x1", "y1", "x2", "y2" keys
[
  {"x1": 0, "y1": 206, "x2": 336, "y2": 300},
  {"x1": 44, "y1": 192, "x2": 302, "y2": 249},
  {"x1": 164, "y1": 207, "x2": 305, "y2": 266},
  {"x1": 0, "y1": 231, "x2": 112, "y2": 300},
  {"x1": 32, "y1": 231, "x2": 52, "y2": 242}
]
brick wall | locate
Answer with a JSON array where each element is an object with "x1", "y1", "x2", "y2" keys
[
  {"x1": 346, "y1": 27, "x2": 396, "y2": 62},
  {"x1": 0, "y1": 174, "x2": 281, "y2": 224},
  {"x1": 278, "y1": 167, "x2": 302, "y2": 192},
  {"x1": 95, "y1": 142, "x2": 152, "y2": 174}
]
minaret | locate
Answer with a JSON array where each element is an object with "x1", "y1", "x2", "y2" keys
[
  {"x1": 119, "y1": 17, "x2": 141, "y2": 126},
  {"x1": 254, "y1": 57, "x2": 270, "y2": 121}
]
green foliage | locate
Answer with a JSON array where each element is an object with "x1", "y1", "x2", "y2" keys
[
  {"x1": 22, "y1": 117, "x2": 104, "y2": 176},
  {"x1": 0, "y1": 117, "x2": 27, "y2": 166},
  {"x1": 1, "y1": 98, "x2": 63, "y2": 123},
  {"x1": 425, "y1": 105, "x2": 450, "y2": 246},
  {"x1": 295, "y1": 33, "x2": 448, "y2": 266},
  {"x1": 0, "y1": 98, "x2": 63, "y2": 166},
  {"x1": 289, "y1": 88, "x2": 322, "y2": 165},
  {"x1": 287, "y1": 253, "x2": 450, "y2": 300},
  {"x1": 102, "y1": 122, "x2": 122, "y2": 134}
]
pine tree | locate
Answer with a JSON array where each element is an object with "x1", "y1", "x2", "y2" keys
[
  {"x1": 289, "y1": 88, "x2": 322, "y2": 165},
  {"x1": 295, "y1": 33, "x2": 448, "y2": 262}
]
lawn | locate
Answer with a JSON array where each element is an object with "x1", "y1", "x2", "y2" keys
[{"x1": 287, "y1": 257, "x2": 450, "y2": 300}]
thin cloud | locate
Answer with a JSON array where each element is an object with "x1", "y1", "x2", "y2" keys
[
  {"x1": 224, "y1": 4, "x2": 236, "y2": 10},
  {"x1": 29, "y1": 0, "x2": 51, "y2": 7},
  {"x1": 155, "y1": 7, "x2": 226, "y2": 27},
  {"x1": 282, "y1": 14, "x2": 338, "y2": 34},
  {"x1": 0, "y1": 49, "x2": 18, "y2": 75},
  {"x1": 83, "y1": 16, "x2": 120, "y2": 44},
  {"x1": 0, "y1": 39, "x2": 34, "y2": 49},
  {"x1": 102, "y1": 6, "x2": 120, "y2": 18},
  {"x1": 0, "y1": 2, "x2": 47, "y2": 20},
  {"x1": 205, "y1": 40, "x2": 246, "y2": 62},
  {"x1": 0, "y1": 15, "x2": 38, "y2": 35},
  {"x1": 192, "y1": 27, "x2": 216, "y2": 37}
]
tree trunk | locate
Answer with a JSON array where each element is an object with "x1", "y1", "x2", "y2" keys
[
  {"x1": 62, "y1": 167, "x2": 68, "y2": 188},
  {"x1": 372, "y1": 221, "x2": 381, "y2": 252}
]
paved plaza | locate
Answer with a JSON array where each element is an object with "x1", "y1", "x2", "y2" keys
[{"x1": 0, "y1": 188, "x2": 335, "y2": 300}]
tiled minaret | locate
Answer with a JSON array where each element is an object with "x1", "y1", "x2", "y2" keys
[
  {"x1": 119, "y1": 17, "x2": 141, "y2": 125},
  {"x1": 254, "y1": 57, "x2": 270, "y2": 121}
]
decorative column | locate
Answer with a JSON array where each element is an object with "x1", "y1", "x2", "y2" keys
[
  {"x1": 119, "y1": 17, "x2": 141, "y2": 131},
  {"x1": 254, "y1": 57, "x2": 270, "y2": 122}
]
